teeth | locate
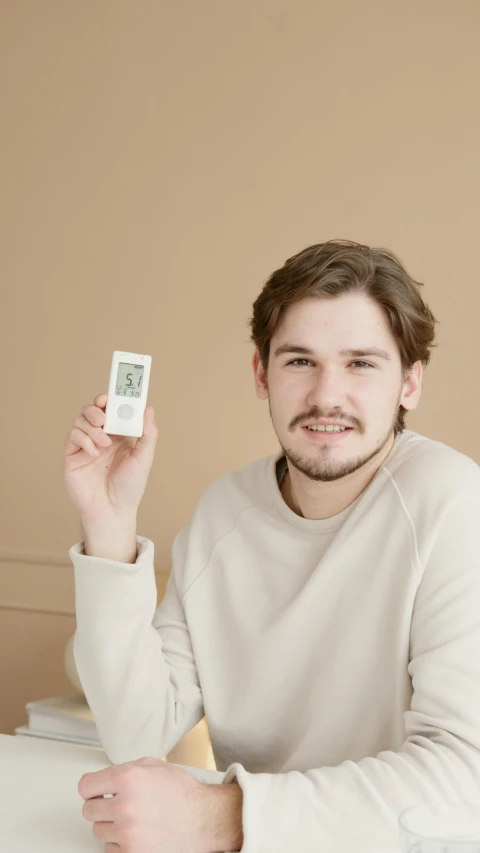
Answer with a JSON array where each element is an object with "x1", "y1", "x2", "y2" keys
[{"x1": 307, "y1": 425, "x2": 346, "y2": 432}]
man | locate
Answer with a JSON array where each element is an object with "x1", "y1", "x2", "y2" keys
[{"x1": 65, "y1": 239, "x2": 480, "y2": 852}]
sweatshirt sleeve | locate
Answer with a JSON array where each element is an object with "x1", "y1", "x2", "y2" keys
[
  {"x1": 222, "y1": 492, "x2": 480, "y2": 853},
  {"x1": 69, "y1": 533, "x2": 204, "y2": 765}
]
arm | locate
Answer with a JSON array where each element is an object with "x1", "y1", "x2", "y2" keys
[
  {"x1": 198, "y1": 782, "x2": 244, "y2": 853},
  {"x1": 221, "y1": 493, "x2": 480, "y2": 853},
  {"x1": 70, "y1": 530, "x2": 204, "y2": 765}
]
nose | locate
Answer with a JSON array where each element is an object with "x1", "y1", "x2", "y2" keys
[{"x1": 305, "y1": 365, "x2": 346, "y2": 411}]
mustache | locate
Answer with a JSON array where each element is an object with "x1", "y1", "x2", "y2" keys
[{"x1": 289, "y1": 409, "x2": 363, "y2": 431}]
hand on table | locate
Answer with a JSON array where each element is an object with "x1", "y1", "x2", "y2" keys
[{"x1": 78, "y1": 756, "x2": 243, "y2": 853}]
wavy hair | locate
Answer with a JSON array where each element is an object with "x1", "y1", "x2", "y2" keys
[{"x1": 249, "y1": 239, "x2": 437, "y2": 434}]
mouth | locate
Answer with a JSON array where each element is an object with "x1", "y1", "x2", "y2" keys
[{"x1": 302, "y1": 425, "x2": 353, "y2": 442}]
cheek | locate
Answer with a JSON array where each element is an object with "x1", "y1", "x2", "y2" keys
[
  {"x1": 269, "y1": 389, "x2": 302, "y2": 429},
  {"x1": 271, "y1": 375, "x2": 303, "y2": 403},
  {"x1": 279, "y1": 373, "x2": 323, "y2": 407},
  {"x1": 363, "y1": 384, "x2": 401, "y2": 419}
]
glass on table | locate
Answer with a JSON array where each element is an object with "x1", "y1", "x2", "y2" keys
[{"x1": 399, "y1": 803, "x2": 480, "y2": 853}]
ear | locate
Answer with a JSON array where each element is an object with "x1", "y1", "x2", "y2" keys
[
  {"x1": 252, "y1": 349, "x2": 269, "y2": 400},
  {"x1": 400, "y1": 361, "x2": 423, "y2": 412}
]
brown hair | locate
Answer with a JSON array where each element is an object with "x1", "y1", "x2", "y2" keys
[{"x1": 249, "y1": 239, "x2": 438, "y2": 434}]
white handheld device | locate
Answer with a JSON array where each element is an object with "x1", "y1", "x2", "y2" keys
[{"x1": 103, "y1": 351, "x2": 152, "y2": 438}]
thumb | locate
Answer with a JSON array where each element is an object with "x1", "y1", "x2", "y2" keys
[{"x1": 132, "y1": 406, "x2": 158, "y2": 468}]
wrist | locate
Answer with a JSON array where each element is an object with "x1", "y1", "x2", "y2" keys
[
  {"x1": 81, "y1": 514, "x2": 138, "y2": 563},
  {"x1": 195, "y1": 782, "x2": 243, "y2": 853}
]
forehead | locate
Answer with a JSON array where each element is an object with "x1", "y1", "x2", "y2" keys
[{"x1": 272, "y1": 293, "x2": 398, "y2": 353}]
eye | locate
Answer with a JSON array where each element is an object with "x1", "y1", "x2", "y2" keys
[{"x1": 285, "y1": 359, "x2": 374, "y2": 369}]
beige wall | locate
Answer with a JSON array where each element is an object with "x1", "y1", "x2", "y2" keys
[{"x1": 1, "y1": 1, "x2": 479, "y2": 740}]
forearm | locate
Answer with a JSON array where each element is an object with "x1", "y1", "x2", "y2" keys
[
  {"x1": 71, "y1": 537, "x2": 203, "y2": 764},
  {"x1": 74, "y1": 541, "x2": 169, "y2": 761},
  {"x1": 223, "y1": 735, "x2": 480, "y2": 852},
  {"x1": 197, "y1": 782, "x2": 243, "y2": 853}
]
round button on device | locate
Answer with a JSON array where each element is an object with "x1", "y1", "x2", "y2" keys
[{"x1": 117, "y1": 404, "x2": 134, "y2": 420}]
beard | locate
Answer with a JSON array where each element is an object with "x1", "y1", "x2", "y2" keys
[{"x1": 269, "y1": 397, "x2": 401, "y2": 483}]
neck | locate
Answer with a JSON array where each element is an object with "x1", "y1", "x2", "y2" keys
[{"x1": 281, "y1": 433, "x2": 396, "y2": 520}]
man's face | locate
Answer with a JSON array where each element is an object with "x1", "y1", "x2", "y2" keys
[{"x1": 253, "y1": 293, "x2": 421, "y2": 482}]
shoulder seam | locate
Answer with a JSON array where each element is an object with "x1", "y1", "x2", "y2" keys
[
  {"x1": 180, "y1": 501, "x2": 275, "y2": 601},
  {"x1": 381, "y1": 468, "x2": 422, "y2": 581}
]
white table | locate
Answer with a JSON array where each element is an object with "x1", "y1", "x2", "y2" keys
[{"x1": 0, "y1": 733, "x2": 223, "y2": 852}]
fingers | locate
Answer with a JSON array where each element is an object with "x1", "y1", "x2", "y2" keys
[
  {"x1": 79, "y1": 763, "x2": 136, "y2": 801},
  {"x1": 66, "y1": 414, "x2": 112, "y2": 458},
  {"x1": 65, "y1": 427, "x2": 98, "y2": 458},
  {"x1": 92, "y1": 822, "x2": 120, "y2": 844},
  {"x1": 65, "y1": 395, "x2": 154, "y2": 460},
  {"x1": 82, "y1": 402, "x2": 106, "y2": 426},
  {"x1": 93, "y1": 393, "x2": 108, "y2": 409},
  {"x1": 131, "y1": 406, "x2": 158, "y2": 468},
  {"x1": 82, "y1": 795, "x2": 116, "y2": 823},
  {"x1": 65, "y1": 396, "x2": 111, "y2": 458},
  {"x1": 78, "y1": 413, "x2": 112, "y2": 447}
]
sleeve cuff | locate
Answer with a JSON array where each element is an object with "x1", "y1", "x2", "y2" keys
[
  {"x1": 69, "y1": 535, "x2": 151, "y2": 568},
  {"x1": 221, "y1": 762, "x2": 402, "y2": 853},
  {"x1": 221, "y1": 763, "x2": 271, "y2": 853}
]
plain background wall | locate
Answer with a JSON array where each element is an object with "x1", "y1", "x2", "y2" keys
[{"x1": 1, "y1": 0, "x2": 479, "y2": 738}]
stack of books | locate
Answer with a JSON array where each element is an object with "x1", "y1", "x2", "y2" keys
[
  {"x1": 16, "y1": 693, "x2": 217, "y2": 769},
  {"x1": 15, "y1": 693, "x2": 103, "y2": 750}
]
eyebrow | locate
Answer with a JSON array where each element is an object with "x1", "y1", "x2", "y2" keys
[{"x1": 273, "y1": 343, "x2": 392, "y2": 362}]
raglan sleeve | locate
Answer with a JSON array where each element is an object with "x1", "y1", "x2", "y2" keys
[
  {"x1": 70, "y1": 526, "x2": 204, "y2": 766},
  {"x1": 222, "y1": 482, "x2": 480, "y2": 853}
]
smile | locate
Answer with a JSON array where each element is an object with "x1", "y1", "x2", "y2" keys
[{"x1": 302, "y1": 425, "x2": 353, "y2": 441}]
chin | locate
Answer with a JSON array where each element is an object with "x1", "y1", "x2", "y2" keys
[{"x1": 284, "y1": 435, "x2": 390, "y2": 483}]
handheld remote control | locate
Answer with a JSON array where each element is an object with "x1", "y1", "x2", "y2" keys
[{"x1": 103, "y1": 350, "x2": 152, "y2": 438}]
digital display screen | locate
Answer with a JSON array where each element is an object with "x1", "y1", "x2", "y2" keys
[{"x1": 115, "y1": 362, "x2": 144, "y2": 398}]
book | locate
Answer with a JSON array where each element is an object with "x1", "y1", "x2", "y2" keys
[
  {"x1": 25, "y1": 693, "x2": 98, "y2": 741},
  {"x1": 22, "y1": 693, "x2": 217, "y2": 770},
  {"x1": 15, "y1": 725, "x2": 103, "y2": 750}
]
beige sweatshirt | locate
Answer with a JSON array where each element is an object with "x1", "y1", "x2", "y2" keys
[{"x1": 70, "y1": 429, "x2": 480, "y2": 852}]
